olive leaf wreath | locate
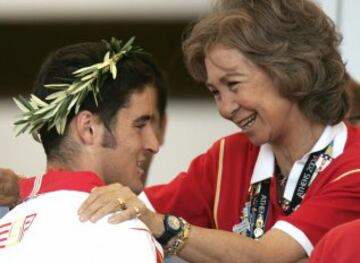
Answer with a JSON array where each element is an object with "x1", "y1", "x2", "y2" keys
[{"x1": 13, "y1": 37, "x2": 142, "y2": 142}]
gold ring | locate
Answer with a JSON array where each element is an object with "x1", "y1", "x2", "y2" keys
[
  {"x1": 117, "y1": 198, "x2": 127, "y2": 210},
  {"x1": 133, "y1": 206, "x2": 141, "y2": 218}
]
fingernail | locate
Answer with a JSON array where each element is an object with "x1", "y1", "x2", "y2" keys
[{"x1": 79, "y1": 215, "x2": 87, "y2": 222}]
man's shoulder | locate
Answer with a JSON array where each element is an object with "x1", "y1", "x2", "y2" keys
[{"x1": 0, "y1": 191, "x2": 158, "y2": 259}]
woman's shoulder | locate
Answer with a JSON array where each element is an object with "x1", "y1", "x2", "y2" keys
[
  {"x1": 208, "y1": 131, "x2": 260, "y2": 157},
  {"x1": 214, "y1": 131, "x2": 252, "y2": 146}
]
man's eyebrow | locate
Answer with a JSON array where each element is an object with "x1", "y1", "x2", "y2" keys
[{"x1": 133, "y1": 115, "x2": 151, "y2": 124}]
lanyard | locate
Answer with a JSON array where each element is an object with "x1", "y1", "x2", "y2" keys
[
  {"x1": 234, "y1": 141, "x2": 334, "y2": 239},
  {"x1": 233, "y1": 179, "x2": 271, "y2": 239},
  {"x1": 281, "y1": 142, "x2": 333, "y2": 214},
  {"x1": 249, "y1": 178, "x2": 271, "y2": 239}
]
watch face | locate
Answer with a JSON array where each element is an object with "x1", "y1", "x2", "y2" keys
[{"x1": 167, "y1": 215, "x2": 181, "y2": 230}]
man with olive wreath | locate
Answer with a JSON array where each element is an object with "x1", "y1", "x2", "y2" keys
[{"x1": 0, "y1": 37, "x2": 164, "y2": 263}]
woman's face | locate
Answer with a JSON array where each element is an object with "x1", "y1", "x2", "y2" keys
[{"x1": 205, "y1": 44, "x2": 299, "y2": 146}]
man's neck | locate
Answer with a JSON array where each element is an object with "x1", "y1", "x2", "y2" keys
[
  {"x1": 19, "y1": 170, "x2": 105, "y2": 201},
  {"x1": 47, "y1": 156, "x2": 102, "y2": 180}
]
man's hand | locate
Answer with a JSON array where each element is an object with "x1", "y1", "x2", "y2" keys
[{"x1": 0, "y1": 168, "x2": 21, "y2": 206}]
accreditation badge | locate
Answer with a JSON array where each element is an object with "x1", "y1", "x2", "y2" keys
[{"x1": 233, "y1": 202, "x2": 251, "y2": 237}]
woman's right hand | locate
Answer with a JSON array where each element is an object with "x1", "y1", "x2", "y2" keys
[
  {"x1": 77, "y1": 183, "x2": 165, "y2": 237},
  {"x1": 78, "y1": 183, "x2": 146, "y2": 222}
]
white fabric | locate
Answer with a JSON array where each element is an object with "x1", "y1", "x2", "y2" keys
[
  {"x1": 273, "y1": 220, "x2": 313, "y2": 256},
  {"x1": 139, "y1": 191, "x2": 156, "y2": 212},
  {"x1": 0, "y1": 190, "x2": 161, "y2": 263},
  {"x1": 251, "y1": 122, "x2": 347, "y2": 185}
]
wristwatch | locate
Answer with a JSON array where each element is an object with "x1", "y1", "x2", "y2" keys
[{"x1": 156, "y1": 214, "x2": 183, "y2": 245}]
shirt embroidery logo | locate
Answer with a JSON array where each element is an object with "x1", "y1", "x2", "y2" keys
[{"x1": 0, "y1": 213, "x2": 37, "y2": 249}]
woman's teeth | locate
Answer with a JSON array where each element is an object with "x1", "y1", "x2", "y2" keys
[{"x1": 239, "y1": 114, "x2": 257, "y2": 130}]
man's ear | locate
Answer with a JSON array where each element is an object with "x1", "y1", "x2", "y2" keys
[{"x1": 74, "y1": 111, "x2": 100, "y2": 144}]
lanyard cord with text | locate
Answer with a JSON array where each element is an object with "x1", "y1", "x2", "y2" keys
[{"x1": 234, "y1": 141, "x2": 334, "y2": 239}]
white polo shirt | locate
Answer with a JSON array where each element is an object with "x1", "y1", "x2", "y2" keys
[{"x1": 0, "y1": 170, "x2": 163, "y2": 263}]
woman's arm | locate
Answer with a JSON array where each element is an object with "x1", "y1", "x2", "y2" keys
[
  {"x1": 77, "y1": 184, "x2": 307, "y2": 263},
  {"x1": 178, "y1": 226, "x2": 306, "y2": 263}
]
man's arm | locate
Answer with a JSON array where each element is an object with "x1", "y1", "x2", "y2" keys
[{"x1": 0, "y1": 168, "x2": 21, "y2": 206}]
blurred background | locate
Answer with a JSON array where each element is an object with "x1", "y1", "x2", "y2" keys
[{"x1": 0, "y1": 0, "x2": 359, "y2": 185}]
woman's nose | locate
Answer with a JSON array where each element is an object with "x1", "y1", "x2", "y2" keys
[{"x1": 218, "y1": 92, "x2": 239, "y2": 120}]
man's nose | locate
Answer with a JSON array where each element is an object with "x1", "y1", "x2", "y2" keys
[{"x1": 144, "y1": 127, "x2": 160, "y2": 154}]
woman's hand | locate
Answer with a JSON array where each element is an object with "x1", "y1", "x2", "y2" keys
[
  {"x1": 77, "y1": 183, "x2": 165, "y2": 237},
  {"x1": 78, "y1": 183, "x2": 149, "y2": 223}
]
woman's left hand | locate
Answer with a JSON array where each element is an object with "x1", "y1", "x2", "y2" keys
[{"x1": 77, "y1": 183, "x2": 148, "y2": 224}]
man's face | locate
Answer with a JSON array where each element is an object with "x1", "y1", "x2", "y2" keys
[
  {"x1": 142, "y1": 91, "x2": 166, "y2": 185},
  {"x1": 98, "y1": 85, "x2": 160, "y2": 194}
]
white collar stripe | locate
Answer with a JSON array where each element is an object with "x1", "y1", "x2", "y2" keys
[{"x1": 250, "y1": 122, "x2": 348, "y2": 187}]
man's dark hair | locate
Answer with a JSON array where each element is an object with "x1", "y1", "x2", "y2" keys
[{"x1": 33, "y1": 41, "x2": 167, "y2": 161}]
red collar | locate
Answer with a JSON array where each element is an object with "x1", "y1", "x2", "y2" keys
[{"x1": 20, "y1": 170, "x2": 105, "y2": 201}]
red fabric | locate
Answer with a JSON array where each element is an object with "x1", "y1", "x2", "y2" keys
[
  {"x1": 282, "y1": 144, "x2": 360, "y2": 245},
  {"x1": 146, "y1": 132, "x2": 259, "y2": 229},
  {"x1": 19, "y1": 170, "x2": 105, "y2": 200},
  {"x1": 309, "y1": 219, "x2": 360, "y2": 263},
  {"x1": 145, "y1": 126, "x2": 360, "y2": 247}
]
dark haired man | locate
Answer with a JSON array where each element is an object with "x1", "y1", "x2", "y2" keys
[{"x1": 0, "y1": 39, "x2": 165, "y2": 262}]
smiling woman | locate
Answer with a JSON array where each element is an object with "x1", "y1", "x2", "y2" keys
[
  {"x1": 1, "y1": 0, "x2": 360, "y2": 263},
  {"x1": 203, "y1": 45, "x2": 313, "y2": 150},
  {"x1": 73, "y1": 1, "x2": 360, "y2": 263}
]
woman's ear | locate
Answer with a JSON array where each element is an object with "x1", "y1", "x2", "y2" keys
[{"x1": 74, "y1": 111, "x2": 100, "y2": 144}]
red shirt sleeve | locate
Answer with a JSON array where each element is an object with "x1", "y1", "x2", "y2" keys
[
  {"x1": 144, "y1": 141, "x2": 221, "y2": 228},
  {"x1": 309, "y1": 219, "x2": 360, "y2": 263}
]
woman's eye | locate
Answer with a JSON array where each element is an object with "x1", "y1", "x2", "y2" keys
[{"x1": 227, "y1": 81, "x2": 239, "y2": 90}]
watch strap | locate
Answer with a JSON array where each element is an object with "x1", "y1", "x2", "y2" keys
[{"x1": 156, "y1": 214, "x2": 182, "y2": 246}]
